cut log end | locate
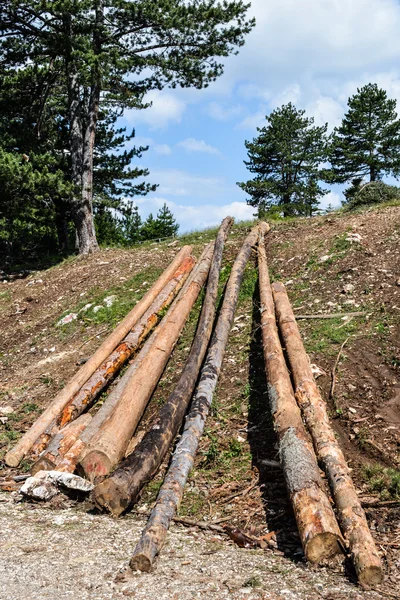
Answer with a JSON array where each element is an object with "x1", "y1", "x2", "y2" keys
[
  {"x1": 79, "y1": 450, "x2": 112, "y2": 483},
  {"x1": 4, "y1": 451, "x2": 20, "y2": 468},
  {"x1": 305, "y1": 532, "x2": 342, "y2": 564},
  {"x1": 31, "y1": 456, "x2": 56, "y2": 475},
  {"x1": 129, "y1": 553, "x2": 152, "y2": 573},
  {"x1": 357, "y1": 565, "x2": 384, "y2": 587},
  {"x1": 92, "y1": 479, "x2": 130, "y2": 517}
]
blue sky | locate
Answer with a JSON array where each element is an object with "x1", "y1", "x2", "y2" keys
[{"x1": 121, "y1": 0, "x2": 400, "y2": 232}]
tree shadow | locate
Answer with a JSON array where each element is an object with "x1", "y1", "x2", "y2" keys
[{"x1": 247, "y1": 281, "x2": 304, "y2": 562}]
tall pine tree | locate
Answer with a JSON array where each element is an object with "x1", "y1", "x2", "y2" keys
[
  {"x1": 328, "y1": 83, "x2": 400, "y2": 183},
  {"x1": 1, "y1": 1, "x2": 254, "y2": 254},
  {"x1": 237, "y1": 103, "x2": 329, "y2": 217}
]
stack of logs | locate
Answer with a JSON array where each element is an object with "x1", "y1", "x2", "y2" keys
[{"x1": 5, "y1": 219, "x2": 383, "y2": 587}]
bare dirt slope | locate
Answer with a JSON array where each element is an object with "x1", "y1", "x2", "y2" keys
[{"x1": 0, "y1": 205, "x2": 399, "y2": 599}]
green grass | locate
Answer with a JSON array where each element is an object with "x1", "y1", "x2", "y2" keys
[
  {"x1": 55, "y1": 265, "x2": 163, "y2": 335},
  {"x1": 302, "y1": 316, "x2": 364, "y2": 355},
  {"x1": 361, "y1": 464, "x2": 400, "y2": 500}
]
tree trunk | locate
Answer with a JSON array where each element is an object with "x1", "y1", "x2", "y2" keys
[
  {"x1": 54, "y1": 328, "x2": 160, "y2": 473},
  {"x1": 129, "y1": 225, "x2": 261, "y2": 572},
  {"x1": 92, "y1": 217, "x2": 233, "y2": 516},
  {"x1": 54, "y1": 200, "x2": 70, "y2": 253},
  {"x1": 5, "y1": 246, "x2": 192, "y2": 467},
  {"x1": 27, "y1": 257, "x2": 195, "y2": 461},
  {"x1": 80, "y1": 243, "x2": 215, "y2": 482},
  {"x1": 258, "y1": 230, "x2": 342, "y2": 563},
  {"x1": 31, "y1": 414, "x2": 92, "y2": 475},
  {"x1": 58, "y1": 256, "x2": 195, "y2": 428},
  {"x1": 272, "y1": 282, "x2": 383, "y2": 585}
]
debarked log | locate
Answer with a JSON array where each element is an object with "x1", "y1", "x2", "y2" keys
[
  {"x1": 92, "y1": 217, "x2": 234, "y2": 516},
  {"x1": 80, "y1": 243, "x2": 215, "y2": 482},
  {"x1": 129, "y1": 224, "x2": 262, "y2": 572},
  {"x1": 258, "y1": 229, "x2": 342, "y2": 563},
  {"x1": 272, "y1": 282, "x2": 383, "y2": 586},
  {"x1": 50, "y1": 328, "x2": 161, "y2": 473},
  {"x1": 5, "y1": 245, "x2": 193, "y2": 467},
  {"x1": 31, "y1": 413, "x2": 92, "y2": 475},
  {"x1": 57, "y1": 255, "x2": 195, "y2": 428}
]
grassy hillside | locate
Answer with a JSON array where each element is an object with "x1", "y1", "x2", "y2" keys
[{"x1": 0, "y1": 203, "x2": 399, "y2": 568}]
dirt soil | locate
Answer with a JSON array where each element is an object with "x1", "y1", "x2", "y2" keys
[{"x1": 0, "y1": 205, "x2": 399, "y2": 599}]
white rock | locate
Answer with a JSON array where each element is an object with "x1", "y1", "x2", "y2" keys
[
  {"x1": 103, "y1": 295, "x2": 117, "y2": 307},
  {"x1": 319, "y1": 255, "x2": 331, "y2": 263},
  {"x1": 342, "y1": 283, "x2": 354, "y2": 294},
  {"x1": 20, "y1": 470, "x2": 94, "y2": 501},
  {"x1": 346, "y1": 233, "x2": 362, "y2": 243},
  {"x1": 57, "y1": 312, "x2": 78, "y2": 326},
  {"x1": 93, "y1": 305, "x2": 104, "y2": 313},
  {"x1": 78, "y1": 303, "x2": 93, "y2": 314},
  {"x1": 0, "y1": 406, "x2": 14, "y2": 415}
]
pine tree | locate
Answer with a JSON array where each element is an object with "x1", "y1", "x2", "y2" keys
[
  {"x1": 1, "y1": 1, "x2": 254, "y2": 254},
  {"x1": 328, "y1": 83, "x2": 400, "y2": 183},
  {"x1": 155, "y1": 203, "x2": 179, "y2": 238},
  {"x1": 140, "y1": 213, "x2": 158, "y2": 241},
  {"x1": 237, "y1": 103, "x2": 329, "y2": 217},
  {"x1": 121, "y1": 202, "x2": 142, "y2": 245}
]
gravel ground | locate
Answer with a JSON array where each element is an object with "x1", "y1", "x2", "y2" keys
[{"x1": 0, "y1": 493, "x2": 383, "y2": 600}]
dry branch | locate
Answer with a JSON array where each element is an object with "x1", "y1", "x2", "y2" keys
[
  {"x1": 272, "y1": 282, "x2": 383, "y2": 586},
  {"x1": 295, "y1": 312, "x2": 366, "y2": 320},
  {"x1": 80, "y1": 243, "x2": 215, "y2": 481},
  {"x1": 5, "y1": 246, "x2": 192, "y2": 467},
  {"x1": 258, "y1": 231, "x2": 342, "y2": 563},
  {"x1": 129, "y1": 224, "x2": 262, "y2": 572},
  {"x1": 93, "y1": 217, "x2": 233, "y2": 516}
]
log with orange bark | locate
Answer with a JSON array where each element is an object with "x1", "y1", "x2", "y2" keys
[
  {"x1": 5, "y1": 246, "x2": 193, "y2": 467},
  {"x1": 27, "y1": 256, "x2": 195, "y2": 462},
  {"x1": 258, "y1": 227, "x2": 342, "y2": 563},
  {"x1": 92, "y1": 217, "x2": 233, "y2": 516},
  {"x1": 272, "y1": 282, "x2": 383, "y2": 586},
  {"x1": 79, "y1": 243, "x2": 215, "y2": 482}
]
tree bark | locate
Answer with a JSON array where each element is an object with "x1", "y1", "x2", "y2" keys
[
  {"x1": 80, "y1": 243, "x2": 215, "y2": 482},
  {"x1": 31, "y1": 414, "x2": 92, "y2": 475},
  {"x1": 258, "y1": 229, "x2": 342, "y2": 563},
  {"x1": 272, "y1": 282, "x2": 383, "y2": 585},
  {"x1": 92, "y1": 217, "x2": 233, "y2": 516},
  {"x1": 130, "y1": 225, "x2": 261, "y2": 572},
  {"x1": 54, "y1": 325, "x2": 162, "y2": 472},
  {"x1": 58, "y1": 256, "x2": 195, "y2": 428},
  {"x1": 27, "y1": 257, "x2": 195, "y2": 461},
  {"x1": 5, "y1": 246, "x2": 192, "y2": 467}
]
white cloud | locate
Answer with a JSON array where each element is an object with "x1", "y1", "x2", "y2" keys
[
  {"x1": 153, "y1": 144, "x2": 172, "y2": 156},
  {"x1": 135, "y1": 197, "x2": 255, "y2": 232},
  {"x1": 177, "y1": 138, "x2": 221, "y2": 155},
  {"x1": 207, "y1": 101, "x2": 244, "y2": 121},
  {"x1": 238, "y1": 109, "x2": 266, "y2": 130},
  {"x1": 320, "y1": 190, "x2": 343, "y2": 210},
  {"x1": 126, "y1": 90, "x2": 186, "y2": 130},
  {"x1": 148, "y1": 169, "x2": 226, "y2": 198}
]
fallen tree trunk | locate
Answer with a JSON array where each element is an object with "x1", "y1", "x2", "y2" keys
[
  {"x1": 92, "y1": 217, "x2": 233, "y2": 516},
  {"x1": 5, "y1": 246, "x2": 192, "y2": 467},
  {"x1": 50, "y1": 327, "x2": 162, "y2": 472},
  {"x1": 258, "y1": 230, "x2": 342, "y2": 563},
  {"x1": 272, "y1": 282, "x2": 383, "y2": 586},
  {"x1": 58, "y1": 256, "x2": 195, "y2": 428},
  {"x1": 28, "y1": 259, "x2": 195, "y2": 461},
  {"x1": 80, "y1": 243, "x2": 215, "y2": 482},
  {"x1": 31, "y1": 414, "x2": 92, "y2": 475},
  {"x1": 130, "y1": 224, "x2": 261, "y2": 572}
]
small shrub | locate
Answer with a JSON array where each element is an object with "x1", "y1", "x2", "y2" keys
[{"x1": 345, "y1": 181, "x2": 400, "y2": 210}]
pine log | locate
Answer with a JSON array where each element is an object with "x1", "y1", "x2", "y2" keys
[
  {"x1": 130, "y1": 224, "x2": 261, "y2": 572},
  {"x1": 31, "y1": 413, "x2": 92, "y2": 475},
  {"x1": 92, "y1": 217, "x2": 234, "y2": 516},
  {"x1": 272, "y1": 282, "x2": 383, "y2": 585},
  {"x1": 80, "y1": 243, "x2": 215, "y2": 482},
  {"x1": 5, "y1": 246, "x2": 192, "y2": 467},
  {"x1": 51, "y1": 328, "x2": 161, "y2": 472},
  {"x1": 258, "y1": 231, "x2": 342, "y2": 563},
  {"x1": 58, "y1": 256, "x2": 195, "y2": 428},
  {"x1": 27, "y1": 258, "x2": 194, "y2": 461}
]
